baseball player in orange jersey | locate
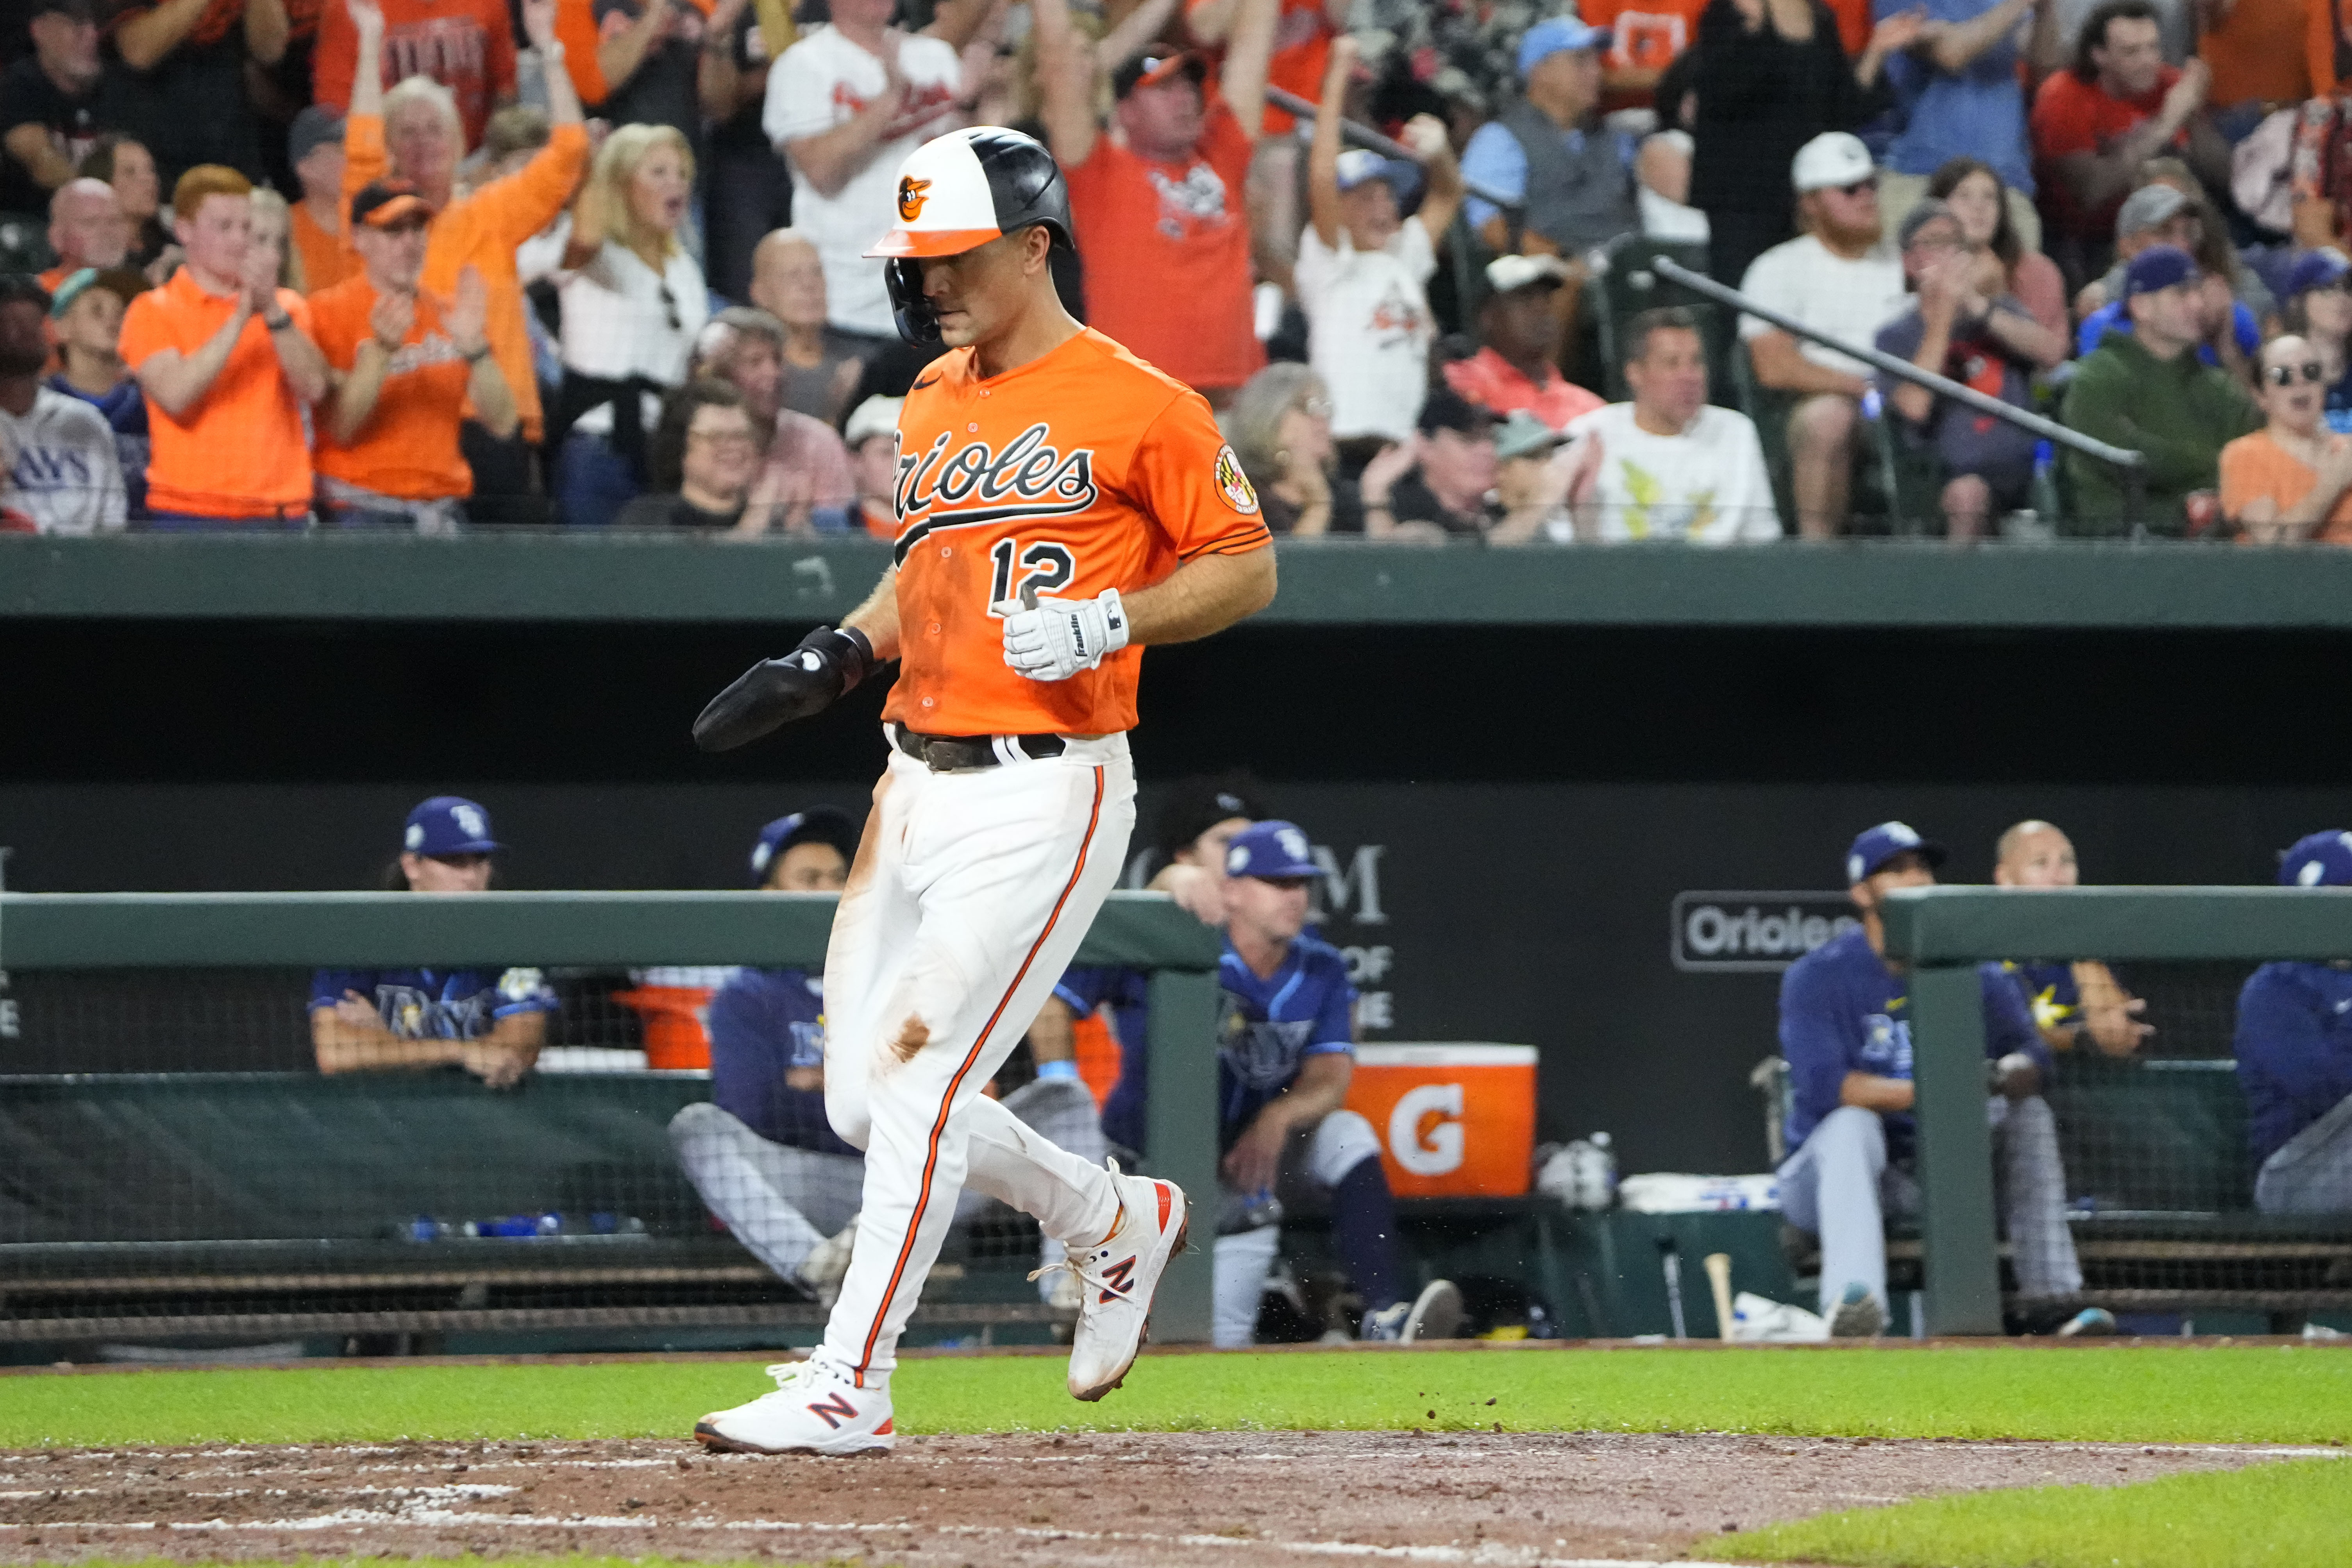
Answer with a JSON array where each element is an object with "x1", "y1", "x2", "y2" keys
[{"x1": 688, "y1": 125, "x2": 1277, "y2": 1456}]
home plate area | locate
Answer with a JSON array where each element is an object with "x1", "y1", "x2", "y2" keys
[{"x1": 0, "y1": 1431, "x2": 2307, "y2": 1568}]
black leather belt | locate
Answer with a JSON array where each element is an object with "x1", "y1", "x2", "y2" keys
[{"x1": 892, "y1": 727, "x2": 1067, "y2": 772}]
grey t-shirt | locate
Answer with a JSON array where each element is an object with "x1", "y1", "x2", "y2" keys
[{"x1": 779, "y1": 331, "x2": 870, "y2": 426}]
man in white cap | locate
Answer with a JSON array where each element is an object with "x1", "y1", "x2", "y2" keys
[
  {"x1": 1737, "y1": 130, "x2": 1907, "y2": 538},
  {"x1": 1442, "y1": 253, "x2": 1605, "y2": 431},
  {"x1": 839, "y1": 392, "x2": 899, "y2": 537}
]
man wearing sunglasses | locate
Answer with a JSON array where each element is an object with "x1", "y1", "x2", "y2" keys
[
  {"x1": 2060, "y1": 244, "x2": 2257, "y2": 535},
  {"x1": 1737, "y1": 131, "x2": 1909, "y2": 538},
  {"x1": 2220, "y1": 335, "x2": 2352, "y2": 544}
]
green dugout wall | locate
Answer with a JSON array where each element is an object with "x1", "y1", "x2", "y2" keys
[{"x1": 7, "y1": 536, "x2": 2352, "y2": 1183}]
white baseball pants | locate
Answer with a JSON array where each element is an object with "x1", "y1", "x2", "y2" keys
[
  {"x1": 2255, "y1": 1089, "x2": 2352, "y2": 1213},
  {"x1": 1779, "y1": 1096, "x2": 2082, "y2": 1316},
  {"x1": 820, "y1": 729, "x2": 1137, "y2": 1382},
  {"x1": 1211, "y1": 1110, "x2": 1387, "y2": 1347}
]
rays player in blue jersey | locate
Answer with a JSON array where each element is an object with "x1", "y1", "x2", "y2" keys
[
  {"x1": 309, "y1": 796, "x2": 554, "y2": 1089},
  {"x1": 1036, "y1": 776, "x2": 1269, "y2": 1158},
  {"x1": 1777, "y1": 821, "x2": 2100, "y2": 1338},
  {"x1": 1992, "y1": 820, "x2": 2151, "y2": 1058},
  {"x1": 2233, "y1": 830, "x2": 2352, "y2": 1214},
  {"x1": 1058, "y1": 820, "x2": 1460, "y2": 1347},
  {"x1": 669, "y1": 810, "x2": 1110, "y2": 1305}
]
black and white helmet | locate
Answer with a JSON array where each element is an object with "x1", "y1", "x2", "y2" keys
[{"x1": 863, "y1": 126, "x2": 1074, "y2": 345}]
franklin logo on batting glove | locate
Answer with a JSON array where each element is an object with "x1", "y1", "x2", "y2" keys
[{"x1": 1001, "y1": 587, "x2": 1131, "y2": 682}]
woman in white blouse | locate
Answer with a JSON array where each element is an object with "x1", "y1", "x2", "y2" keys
[{"x1": 553, "y1": 123, "x2": 710, "y2": 529}]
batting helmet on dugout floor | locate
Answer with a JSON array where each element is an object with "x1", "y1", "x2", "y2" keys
[{"x1": 865, "y1": 126, "x2": 1075, "y2": 345}]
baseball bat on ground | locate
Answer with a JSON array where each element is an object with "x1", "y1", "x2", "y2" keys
[
  {"x1": 1704, "y1": 1253, "x2": 1735, "y2": 1342},
  {"x1": 1657, "y1": 1236, "x2": 1687, "y2": 1340},
  {"x1": 1260, "y1": 85, "x2": 1522, "y2": 215}
]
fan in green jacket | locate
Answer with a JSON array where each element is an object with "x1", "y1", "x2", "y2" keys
[{"x1": 2061, "y1": 245, "x2": 2259, "y2": 536}]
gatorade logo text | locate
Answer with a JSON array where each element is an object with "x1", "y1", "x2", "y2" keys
[{"x1": 891, "y1": 424, "x2": 1098, "y2": 559}]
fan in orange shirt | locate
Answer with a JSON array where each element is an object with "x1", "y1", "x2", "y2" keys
[
  {"x1": 2223, "y1": 333, "x2": 2352, "y2": 545},
  {"x1": 309, "y1": 180, "x2": 518, "y2": 529},
  {"x1": 1034, "y1": 0, "x2": 1280, "y2": 403},
  {"x1": 286, "y1": 105, "x2": 362, "y2": 294},
  {"x1": 118, "y1": 165, "x2": 331, "y2": 524},
  {"x1": 340, "y1": 0, "x2": 589, "y2": 523}
]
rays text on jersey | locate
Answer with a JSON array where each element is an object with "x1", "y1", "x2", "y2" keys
[{"x1": 891, "y1": 422, "x2": 1099, "y2": 562}]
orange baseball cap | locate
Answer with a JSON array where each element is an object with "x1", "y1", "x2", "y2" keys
[{"x1": 350, "y1": 179, "x2": 436, "y2": 229}]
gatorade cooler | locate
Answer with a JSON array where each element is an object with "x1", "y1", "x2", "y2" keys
[
  {"x1": 612, "y1": 966, "x2": 732, "y2": 1070},
  {"x1": 1342, "y1": 1042, "x2": 1538, "y2": 1198}
]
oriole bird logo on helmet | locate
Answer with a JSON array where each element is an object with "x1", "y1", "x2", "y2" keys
[{"x1": 865, "y1": 126, "x2": 1077, "y2": 345}]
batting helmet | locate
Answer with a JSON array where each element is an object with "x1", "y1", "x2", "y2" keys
[{"x1": 865, "y1": 126, "x2": 1074, "y2": 346}]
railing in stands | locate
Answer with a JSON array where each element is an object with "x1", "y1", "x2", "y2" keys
[{"x1": 1651, "y1": 258, "x2": 2150, "y2": 524}]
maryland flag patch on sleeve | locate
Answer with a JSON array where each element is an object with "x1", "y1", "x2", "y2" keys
[{"x1": 1214, "y1": 445, "x2": 1260, "y2": 514}]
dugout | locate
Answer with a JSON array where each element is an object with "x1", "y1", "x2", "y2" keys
[{"x1": 9, "y1": 535, "x2": 2352, "y2": 1341}]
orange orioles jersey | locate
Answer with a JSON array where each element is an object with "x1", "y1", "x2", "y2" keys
[{"x1": 882, "y1": 327, "x2": 1272, "y2": 737}]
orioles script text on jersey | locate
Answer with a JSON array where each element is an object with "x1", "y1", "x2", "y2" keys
[{"x1": 883, "y1": 328, "x2": 1271, "y2": 737}]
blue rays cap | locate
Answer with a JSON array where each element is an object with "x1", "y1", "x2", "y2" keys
[
  {"x1": 1224, "y1": 819, "x2": 1320, "y2": 881},
  {"x1": 750, "y1": 806, "x2": 861, "y2": 884},
  {"x1": 404, "y1": 796, "x2": 503, "y2": 857},
  {"x1": 1845, "y1": 821, "x2": 1946, "y2": 887},
  {"x1": 2279, "y1": 830, "x2": 2352, "y2": 888},
  {"x1": 1334, "y1": 147, "x2": 1422, "y2": 202}
]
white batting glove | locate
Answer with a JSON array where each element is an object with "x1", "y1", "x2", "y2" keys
[{"x1": 1001, "y1": 588, "x2": 1130, "y2": 682}]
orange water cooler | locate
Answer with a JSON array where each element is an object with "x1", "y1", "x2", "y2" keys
[{"x1": 1341, "y1": 1043, "x2": 1539, "y2": 1198}]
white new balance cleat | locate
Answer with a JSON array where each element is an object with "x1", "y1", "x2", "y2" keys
[
  {"x1": 693, "y1": 1348, "x2": 894, "y2": 1456},
  {"x1": 1033, "y1": 1158, "x2": 1189, "y2": 1402}
]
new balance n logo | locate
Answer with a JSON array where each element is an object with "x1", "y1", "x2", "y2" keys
[
  {"x1": 1098, "y1": 1255, "x2": 1138, "y2": 1304},
  {"x1": 806, "y1": 1391, "x2": 860, "y2": 1429}
]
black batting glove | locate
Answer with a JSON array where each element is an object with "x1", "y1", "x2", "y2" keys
[{"x1": 692, "y1": 625, "x2": 876, "y2": 752}]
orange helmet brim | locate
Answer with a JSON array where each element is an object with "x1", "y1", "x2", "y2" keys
[{"x1": 864, "y1": 225, "x2": 1003, "y2": 259}]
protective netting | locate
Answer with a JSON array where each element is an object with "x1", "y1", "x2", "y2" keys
[
  {"x1": 0, "y1": 963, "x2": 1068, "y2": 1348},
  {"x1": 2008, "y1": 958, "x2": 2351, "y2": 1322}
]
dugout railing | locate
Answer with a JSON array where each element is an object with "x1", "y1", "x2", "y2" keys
[
  {"x1": 0, "y1": 890, "x2": 1223, "y2": 1347},
  {"x1": 1887, "y1": 886, "x2": 2352, "y2": 1335}
]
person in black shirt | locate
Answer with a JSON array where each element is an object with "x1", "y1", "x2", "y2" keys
[
  {"x1": 698, "y1": 0, "x2": 792, "y2": 301},
  {"x1": 613, "y1": 377, "x2": 762, "y2": 529},
  {"x1": 1689, "y1": 0, "x2": 1910, "y2": 289},
  {"x1": 106, "y1": 0, "x2": 273, "y2": 186},
  {"x1": 1361, "y1": 386, "x2": 1501, "y2": 541},
  {"x1": 1, "y1": 0, "x2": 124, "y2": 220},
  {"x1": 579, "y1": 0, "x2": 744, "y2": 168}
]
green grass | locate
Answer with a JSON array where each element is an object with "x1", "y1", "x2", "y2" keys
[
  {"x1": 3, "y1": 1346, "x2": 2349, "y2": 1448},
  {"x1": 1725, "y1": 1455, "x2": 2352, "y2": 1567}
]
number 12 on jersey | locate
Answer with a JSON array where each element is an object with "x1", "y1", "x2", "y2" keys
[{"x1": 987, "y1": 538, "x2": 1076, "y2": 615}]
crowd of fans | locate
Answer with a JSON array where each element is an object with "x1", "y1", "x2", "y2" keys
[{"x1": 9, "y1": 0, "x2": 2352, "y2": 541}]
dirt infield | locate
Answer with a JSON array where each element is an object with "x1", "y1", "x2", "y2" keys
[{"x1": 0, "y1": 1431, "x2": 2325, "y2": 1568}]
